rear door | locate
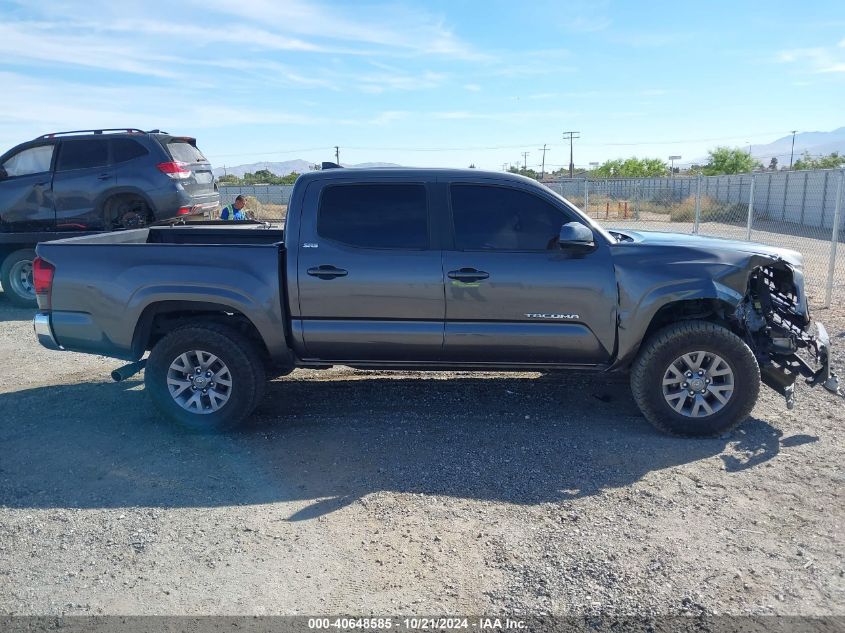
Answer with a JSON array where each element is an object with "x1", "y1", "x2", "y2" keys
[
  {"x1": 442, "y1": 180, "x2": 617, "y2": 365},
  {"x1": 52, "y1": 138, "x2": 113, "y2": 231},
  {"x1": 295, "y1": 180, "x2": 444, "y2": 361},
  {"x1": 0, "y1": 143, "x2": 57, "y2": 231}
]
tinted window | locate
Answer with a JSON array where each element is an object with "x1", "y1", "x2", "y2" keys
[
  {"x1": 57, "y1": 140, "x2": 108, "y2": 171},
  {"x1": 112, "y1": 138, "x2": 148, "y2": 163},
  {"x1": 318, "y1": 184, "x2": 428, "y2": 249},
  {"x1": 2, "y1": 145, "x2": 54, "y2": 177},
  {"x1": 451, "y1": 184, "x2": 568, "y2": 251},
  {"x1": 167, "y1": 141, "x2": 206, "y2": 163}
]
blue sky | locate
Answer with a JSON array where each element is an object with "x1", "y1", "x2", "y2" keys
[{"x1": 1, "y1": 0, "x2": 844, "y2": 170}]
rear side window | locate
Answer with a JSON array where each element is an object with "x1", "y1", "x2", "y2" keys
[
  {"x1": 318, "y1": 184, "x2": 428, "y2": 249},
  {"x1": 2, "y1": 145, "x2": 54, "y2": 176},
  {"x1": 57, "y1": 140, "x2": 108, "y2": 171},
  {"x1": 112, "y1": 138, "x2": 148, "y2": 163},
  {"x1": 451, "y1": 184, "x2": 568, "y2": 251},
  {"x1": 167, "y1": 141, "x2": 206, "y2": 163}
]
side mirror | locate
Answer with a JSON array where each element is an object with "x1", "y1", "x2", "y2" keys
[
  {"x1": 0, "y1": 167, "x2": 7, "y2": 181},
  {"x1": 558, "y1": 222, "x2": 594, "y2": 250}
]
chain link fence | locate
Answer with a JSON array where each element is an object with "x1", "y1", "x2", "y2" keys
[{"x1": 548, "y1": 169, "x2": 845, "y2": 307}]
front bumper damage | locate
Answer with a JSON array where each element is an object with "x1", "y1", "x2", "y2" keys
[{"x1": 734, "y1": 262, "x2": 841, "y2": 408}]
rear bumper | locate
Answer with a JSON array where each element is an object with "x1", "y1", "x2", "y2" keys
[{"x1": 33, "y1": 313, "x2": 61, "y2": 351}]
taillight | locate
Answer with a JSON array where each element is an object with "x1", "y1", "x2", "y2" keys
[
  {"x1": 156, "y1": 161, "x2": 191, "y2": 179},
  {"x1": 33, "y1": 257, "x2": 55, "y2": 310},
  {"x1": 176, "y1": 207, "x2": 192, "y2": 215}
]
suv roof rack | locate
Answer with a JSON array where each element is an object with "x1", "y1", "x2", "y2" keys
[{"x1": 36, "y1": 128, "x2": 146, "y2": 139}]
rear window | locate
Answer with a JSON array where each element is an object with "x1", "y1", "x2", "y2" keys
[
  {"x1": 57, "y1": 140, "x2": 108, "y2": 171},
  {"x1": 112, "y1": 138, "x2": 148, "y2": 163},
  {"x1": 317, "y1": 184, "x2": 428, "y2": 249},
  {"x1": 167, "y1": 141, "x2": 207, "y2": 163}
]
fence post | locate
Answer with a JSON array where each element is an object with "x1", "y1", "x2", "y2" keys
[
  {"x1": 746, "y1": 175, "x2": 755, "y2": 241},
  {"x1": 825, "y1": 169, "x2": 844, "y2": 308},
  {"x1": 634, "y1": 180, "x2": 640, "y2": 220},
  {"x1": 693, "y1": 175, "x2": 702, "y2": 234},
  {"x1": 584, "y1": 178, "x2": 589, "y2": 214}
]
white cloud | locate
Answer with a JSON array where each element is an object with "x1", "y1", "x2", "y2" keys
[
  {"x1": 463, "y1": 84, "x2": 482, "y2": 92},
  {"x1": 779, "y1": 43, "x2": 845, "y2": 74}
]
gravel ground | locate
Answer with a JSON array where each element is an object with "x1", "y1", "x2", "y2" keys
[{"x1": 0, "y1": 294, "x2": 843, "y2": 617}]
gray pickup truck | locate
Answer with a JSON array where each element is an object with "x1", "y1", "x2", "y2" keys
[{"x1": 31, "y1": 168, "x2": 839, "y2": 436}]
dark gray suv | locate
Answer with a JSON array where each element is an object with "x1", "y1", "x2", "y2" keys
[{"x1": 0, "y1": 128, "x2": 220, "y2": 306}]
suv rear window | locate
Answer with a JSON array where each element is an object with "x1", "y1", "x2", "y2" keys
[
  {"x1": 57, "y1": 140, "x2": 108, "y2": 171},
  {"x1": 167, "y1": 141, "x2": 206, "y2": 163},
  {"x1": 318, "y1": 184, "x2": 428, "y2": 249},
  {"x1": 112, "y1": 138, "x2": 148, "y2": 163}
]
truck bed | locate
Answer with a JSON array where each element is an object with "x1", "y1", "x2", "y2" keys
[{"x1": 35, "y1": 224, "x2": 288, "y2": 362}]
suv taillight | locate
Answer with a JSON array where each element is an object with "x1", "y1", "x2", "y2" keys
[
  {"x1": 33, "y1": 257, "x2": 55, "y2": 310},
  {"x1": 156, "y1": 161, "x2": 191, "y2": 179}
]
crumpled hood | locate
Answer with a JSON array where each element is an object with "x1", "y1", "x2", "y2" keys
[{"x1": 610, "y1": 229, "x2": 804, "y2": 268}]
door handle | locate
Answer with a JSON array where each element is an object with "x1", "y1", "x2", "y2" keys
[
  {"x1": 97, "y1": 173, "x2": 111, "y2": 180},
  {"x1": 307, "y1": 265, "x2": 348, "y2": 280},
  {"x1": 447, "y1": 268, "x2": 490, "y2": 282}
]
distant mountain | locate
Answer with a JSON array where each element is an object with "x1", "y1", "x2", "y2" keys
[
  {"x1": 748, "y1": 127, "x2": 845, "y2": 167},
  {"x1": 213, "y1": 159, "x2": 401, "y2": 178},
  {"x1": 213, "y1": 160, "x2": 314, "y2": 178},
  {"x1": 691, "y1": 127, "x2": 845, "y2": 167}
]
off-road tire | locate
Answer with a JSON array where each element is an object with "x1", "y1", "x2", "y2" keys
[
  {"x1": 631, "y1": 320, "x2": 760, "y2": 437},
  {"x1": 145, "y1": 323, "x2": 266, "y2": 432},
  {"x1": 0, "y1": 248, "x2": 37, "y2": 307}
]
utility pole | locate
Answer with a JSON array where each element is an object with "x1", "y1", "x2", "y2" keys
[
  {"x1": 521, "y1": 151, "x2": 530, "y2": 172},
  {"x1": 789, "y1": 131, "x2": 797, "y2": 169},
  {"x1": 502, "y1": 162, "x2": 508, "y2": 172},
  {"x1": 538, "y1": 144, "x2": 549, "y2": 179},
  {"x1": 562, "y1": 131, "x2": 580, "y2": 178},
  {"x1": 335, "y1": 146, "x2": 340, "y2": 165}
]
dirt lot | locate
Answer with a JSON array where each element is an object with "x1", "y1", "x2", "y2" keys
[{"x1": 0, "y1": 292, "x2": 843, "y2": 617}]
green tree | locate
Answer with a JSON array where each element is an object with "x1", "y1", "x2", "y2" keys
[
  {"x1": 593, "y1": 157, "x2": 667, "y2": 178},
  {"x1": 768, "y1": 157, "x2": 778, "y2": 171},
  {"x1": 217, "y1": 174, "x2": 241, "y2": 185},
  {"x1": 702, "y1": 147, "x2": 757, "y2": 175},
  {"x1": 793, "y1": 152, "x2": 845, "y2": 170}
]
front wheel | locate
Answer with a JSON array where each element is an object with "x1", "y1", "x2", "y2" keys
[
  {"x1": 145, "y1": 323, "x2": 266, "y2": 432},
  {"x1": 631, "y1": 320, "x2": 760, "y2": 437}
]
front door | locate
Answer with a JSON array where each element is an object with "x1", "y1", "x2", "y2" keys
[
  {"x1": 295, "y1": 181, "x2": 444, "y2": 361},
  {"x1": 443, "y1": 182, "x2": 617, "y2": 365},
  {"x1": 0, "y1": 143, "x2": 56, "y2": 232}
]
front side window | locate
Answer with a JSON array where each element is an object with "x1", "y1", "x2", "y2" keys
[
  {"x1": 57, "y1": 140, "x2": 108, "y2": 171},
  {"x1": 451, "y1": 184, "x2": 568, "y2": 251},
  {"x1": 2, "y1": 145, "x2": 54, "y2": 177},
  {"x1": 318, "y1": 184, "x2": 428, "y2": 249}
]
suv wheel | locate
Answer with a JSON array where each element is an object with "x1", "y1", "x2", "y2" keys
[
  {"x1": 0, "y1": 249, "x2": 37, "y2": 307},
  {"x1": 631, "y1": 320, "x2": 760, "y2": 437},
  {"x1": 105, "y1": 196, "x2": 151, "y2": 229},
  {"x1": 145, "y1": 323, "x2": 266, "y2": 432}
]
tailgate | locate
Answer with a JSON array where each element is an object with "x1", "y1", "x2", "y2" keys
[{"x1": 164, "y1": 138, "x2": 216, "y2": 197}]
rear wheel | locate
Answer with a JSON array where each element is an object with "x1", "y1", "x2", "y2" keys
[
  {"x1": 104, "y1": 195, "x2": 151, "y2": 229},
  {"x1": 0, "y1": 249, "x2": 37, "y2": 307},
  {"x1": 145, "y1": 323, "x2": 266, "y2": 432},
  {"x1": 631, "y1": 320, "x2": 760, "y2": 437}
]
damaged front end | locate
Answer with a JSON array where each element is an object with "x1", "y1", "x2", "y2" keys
[{"x1": 734, "y1": 261, "x2": 840, "y2": 408}]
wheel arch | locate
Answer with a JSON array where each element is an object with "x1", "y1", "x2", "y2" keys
[{"x1": 132, "y1": 300, "x2": 284, "y2": 371}]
